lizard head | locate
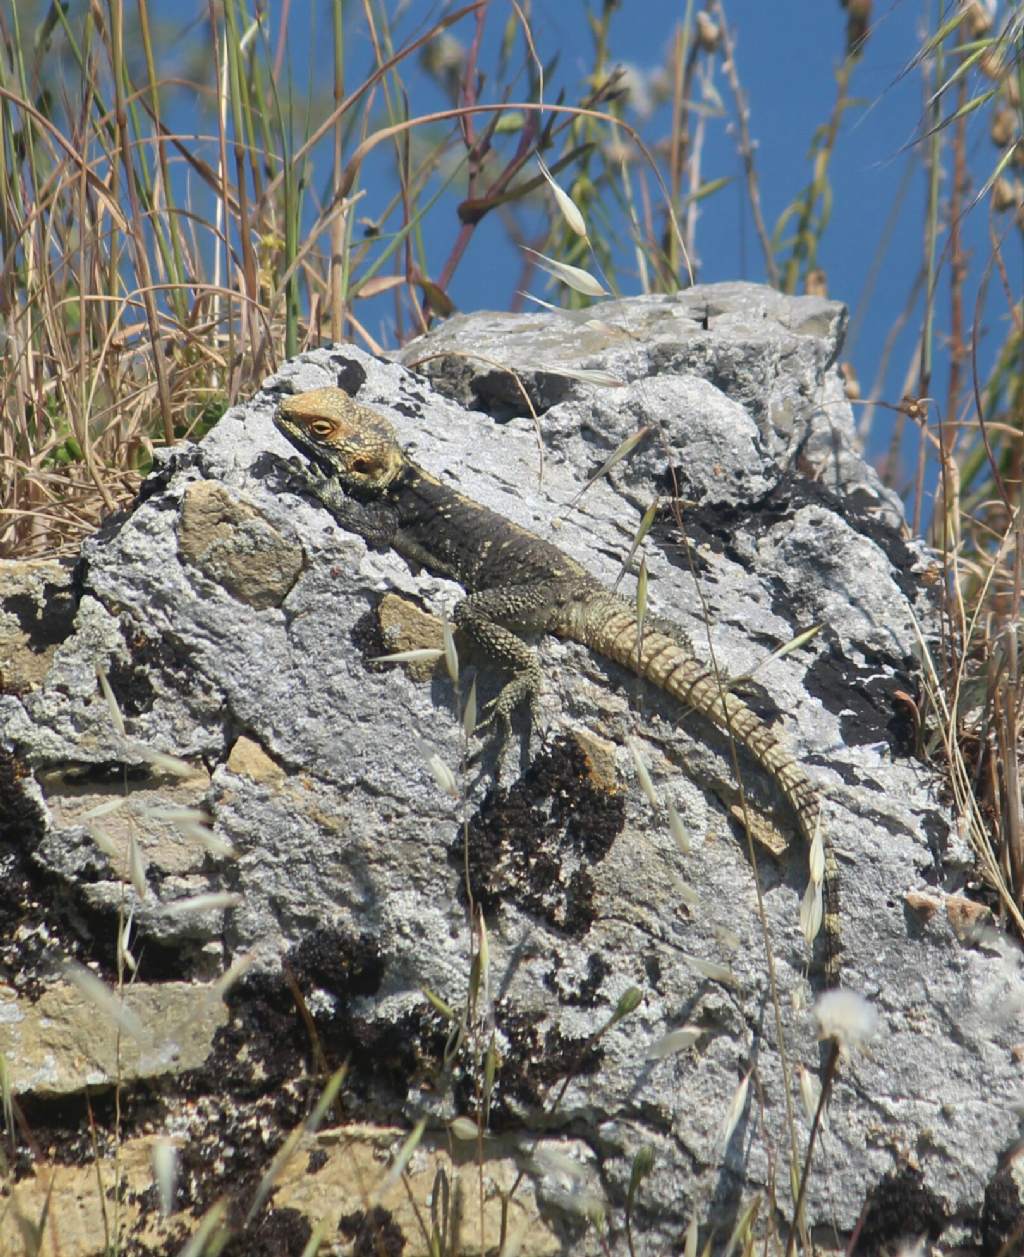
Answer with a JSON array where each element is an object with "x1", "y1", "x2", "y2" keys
[{"x1": 274, "y1": 387, "x2": 405, "y2": 492}]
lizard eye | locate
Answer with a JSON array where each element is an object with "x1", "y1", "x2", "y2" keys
[{"x1": 310, "y1": 420, "x2": 334, "y2": 438}]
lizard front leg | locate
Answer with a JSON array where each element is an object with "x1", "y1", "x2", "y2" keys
[{"x1": 275, "y1": 454, "x2": 401, "y2": 550}]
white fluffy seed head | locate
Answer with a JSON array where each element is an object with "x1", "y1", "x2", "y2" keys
[{"x1": 815, "y1": 989, "x2": 878, "y2": 1052}]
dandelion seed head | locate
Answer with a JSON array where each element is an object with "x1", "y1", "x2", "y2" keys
[{"x1": 815, "y1": 989, "x2": 878, "y2": 1052}]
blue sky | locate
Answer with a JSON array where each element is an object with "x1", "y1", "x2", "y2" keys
[
  {"x1": 148, "y1": 0, "x2": 1021, "y2": 496},
  {"x1": 330, "y1": 1, "x2": 1018, "y2": 487}
]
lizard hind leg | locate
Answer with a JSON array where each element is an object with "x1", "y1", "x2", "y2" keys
[
  {"x1": 453, "y1": 593, "x2": 544, "y2": 743},
  {"x1": 452, "y1": 579, "x2": 574, "y2": 750}
]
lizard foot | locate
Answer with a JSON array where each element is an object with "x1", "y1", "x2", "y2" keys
[{"x1": 468, "y1": 676, "x2": 542, "y2": 770}]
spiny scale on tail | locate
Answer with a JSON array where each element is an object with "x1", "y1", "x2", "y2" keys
[
  {"x1": 273, "y1": 385, "x2": 841, "y2": 986},
  {"x1": 559, "y1": 589, "x2": 840, "y2": 986}
]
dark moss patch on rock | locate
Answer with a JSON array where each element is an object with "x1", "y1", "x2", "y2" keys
[
  {"x1": 475, "y1": 1000, "x2": 605, "y2": 1130},
  {"x1": 221, "y1": 1207, "x2": 313, "y2": 1257},
  {"x1": 455, "y1": 736, "x2": 624, "y2": 937},
  {"x1": 339, "y1": 1205, "x2": 407, "y2": 1257},
  {"x1": 288, "y1": 926, "x2": 385, "y2": 998},
  {"x1": 856, "y1": 1164, "x2": 948, "y2": 1253},
  {"x1": 981, "y1": 1160, "x2": 1024, "y2": 1255},
  {"x1": 0, "y1": 749, "x2": 188, "y2": 991}
]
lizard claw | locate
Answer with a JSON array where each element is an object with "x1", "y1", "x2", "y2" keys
[
  {"x1": 468, "y1": 699, "x2": 513, "y2": 754},
  {"x1": 272, "y1": 452, "x2": 321, "y2": 495},
  {"x1": 467, "y1": 684, "x2": 543, "y2": 771}
]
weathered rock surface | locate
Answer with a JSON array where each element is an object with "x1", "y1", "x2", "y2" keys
[{"x1": 1, "y1": 284, "x2": 1020, "y2": 1255}]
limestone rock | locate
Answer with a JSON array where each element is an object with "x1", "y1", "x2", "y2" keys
[{"x1": 0, "y1": 286, "x2": 1015, "y2": 1255}]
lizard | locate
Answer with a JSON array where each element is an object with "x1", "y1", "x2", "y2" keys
[{"x1": 272, "y1": 384, "x2": 841, "y2": 987}]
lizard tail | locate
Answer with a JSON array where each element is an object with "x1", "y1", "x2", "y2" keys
[{"x1": 574, "y1": 596, "x2": 841, "y2": 986}]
